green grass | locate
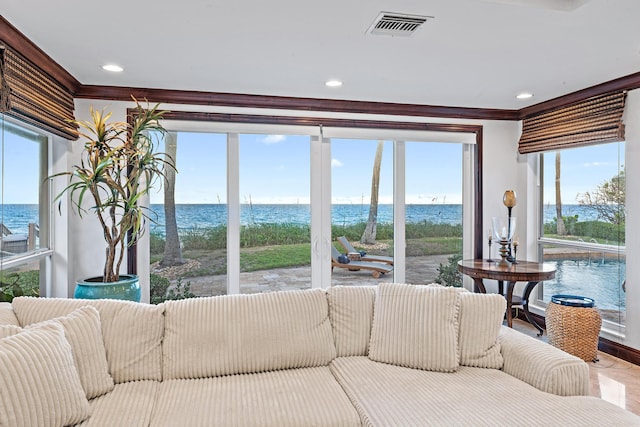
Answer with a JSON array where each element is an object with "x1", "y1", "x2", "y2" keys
[
  {"x1": 240, "y1": 243, "x2": 311, "y2": 272},
  {"x1": 150, "y1": 221, "x2": 464, "y2": 278}
]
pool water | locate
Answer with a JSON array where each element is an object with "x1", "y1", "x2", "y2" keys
[{"x1": 542, "y1": 259, "x2": 626, "y2": 310}]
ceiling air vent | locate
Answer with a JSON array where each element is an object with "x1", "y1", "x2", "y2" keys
[{"x1": 367, "y1": 12, "x2": 432, "y2": 37}]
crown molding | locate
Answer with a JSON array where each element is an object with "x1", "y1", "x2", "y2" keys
[{"x1": 75, "y1": 85, "x2": 520, "y2": 121}]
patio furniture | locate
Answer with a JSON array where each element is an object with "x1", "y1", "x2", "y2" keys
[
  {"x1": 331, "y1": 246, "x2": 393, "y2": 278},
  {"x1": 337, "y1": 236, "x2": 394, "y2": 265},
  {"x1": 0, "y1": 223, "x2": 28, "y2": 255}
]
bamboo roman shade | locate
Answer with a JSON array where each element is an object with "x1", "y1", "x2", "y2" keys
[
  {"x1": 518, "y1": 91, "x2": 626, "y2": 154},
  {"x1": 0, "y1": 44, "x2": 77, "y2": 139}
]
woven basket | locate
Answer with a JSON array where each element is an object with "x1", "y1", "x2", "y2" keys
[{"x1": 546, "y1": 301, "x2": 602, "y2": 362}]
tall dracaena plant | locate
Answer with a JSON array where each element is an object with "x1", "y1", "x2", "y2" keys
[{"x1": 54, "y1": 99, "x2": 174, "y2": 282}]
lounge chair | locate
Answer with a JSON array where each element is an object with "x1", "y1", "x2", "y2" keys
[
  {"x1": 331, "y1": 246, "x2": 393, "y2": 279},
  {"x1": 337, "y1": 236, "x2": 394, "y2": 265}
]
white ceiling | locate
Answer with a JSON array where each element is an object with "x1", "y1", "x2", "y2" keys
[{"x1": 1, "y1": 0, "x2": 639, "y2": 110}]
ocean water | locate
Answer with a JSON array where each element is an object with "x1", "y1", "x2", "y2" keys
[{"x1": 1, "y1": 204, "x2": 601, "y2": 235}]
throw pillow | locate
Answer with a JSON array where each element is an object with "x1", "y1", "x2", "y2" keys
[
  {"x1": 27, "y1": 306, "x2": 114, "y2": 399},
  {"x1": 368, "y1": 282, "x2": 460, "y2": 372},
  {"x1": 0, "y1": 323, "x2": 91, "y2": 426},
  {"x1": 0, "y1": 324, "x2": 21, "y2": 339},
  {"x1": 458, "y1": 292, "x2": 506, "y2": 368}
]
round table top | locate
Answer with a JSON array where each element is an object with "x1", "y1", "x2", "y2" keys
[{"x1": 457, "y1": 259, "x2": 556, "y2": 282}]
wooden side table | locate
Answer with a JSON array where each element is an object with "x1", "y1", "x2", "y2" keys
[{"x1": 457, "y1": 259, "x2": 556, "y2": 336}]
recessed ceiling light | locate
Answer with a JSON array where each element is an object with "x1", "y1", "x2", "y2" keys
[
  {"x1": 516, "y1": 92, "x2": 534, "y2": 99},
  {"x1": 325, "y1": 80, "x2": 343, "y2": 88},
  {"x1": 102, "y1": 64, "x2": 124, "y2": 72}
]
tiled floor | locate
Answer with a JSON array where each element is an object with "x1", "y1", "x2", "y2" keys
[{"x1": 512, "y1": 319, "x2": 640, "y2": 416}]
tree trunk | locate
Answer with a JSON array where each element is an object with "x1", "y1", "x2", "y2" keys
[
  {"x1": 555, "y1": 152, "x2": 566, "y2": 235},
  {"x1": 160, "y1": 132, "x2": 184, "y2": 266},
  {"x1": 360, "y1": 141, "x2": 384, "y2": 245}
]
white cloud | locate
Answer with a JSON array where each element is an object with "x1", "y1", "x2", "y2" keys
[
  {"x1": 261, "y1": 135, "x2": 286, "y2": 144},
  {"x1": 582, "y1": 162, "x2": 607, "y2": 168},
  {"x1": 331, "y1": 158, "x2": 343, "y2": 168}
]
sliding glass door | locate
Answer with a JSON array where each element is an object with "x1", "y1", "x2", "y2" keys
[
  {"x1": 149, "y1": 125, "x2": 470, "y2": 299},
  {"x1": 238, "y1": 133, "x2": 311, "y2": 294}
]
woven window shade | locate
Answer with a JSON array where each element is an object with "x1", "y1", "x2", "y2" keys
[
  {"x1": 518, "y1": 91, "x2": 626, "y2": 154},
  {"x1": 0, "y1": 44, "x2": 77, "y2": 139}
]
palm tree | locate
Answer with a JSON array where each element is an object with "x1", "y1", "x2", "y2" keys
[
  {"x1": 555, "y1": 152, "x2": 566, "y2": 235},
  {"x1": 360, "y1": 141, "x2": 384, "y2": 244},
  {"x1": 160, "y1": 132, "x2": 184, "y2": 266}
]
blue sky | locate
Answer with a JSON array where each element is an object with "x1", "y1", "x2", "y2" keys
[
  {"x1": 0, "y1": 130, "x2": 625, "y2": 205},
  {"x1": 542, "y1": 142, "x2": 625, "y2": 205},
  {"x1": 149, "y1": 132, "x2": 465, "y2": 205}
]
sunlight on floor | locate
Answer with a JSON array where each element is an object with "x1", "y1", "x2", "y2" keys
[{"x1": 598, "y1": 372, "x2": 626, "y2": 409}]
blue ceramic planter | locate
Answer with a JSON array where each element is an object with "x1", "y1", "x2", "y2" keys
[{"x1": 74, "y1": 274, "x2": 141, "y2": 302}]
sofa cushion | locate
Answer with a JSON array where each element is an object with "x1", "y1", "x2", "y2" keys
[
  {"x1": 499, "y1": 326, "x2": 590, "y2": 396},
  {"x1": 458, "y1": 292, "x2": 506, "y2": 368},
  {"x1": 76, "y1": 380, "x2": 160, "y2": 427},
  {"x1": 0, "y1": 324, "x2": 21, "y2": 339},
  {"x1": 27, "y1": 306, "x2": 114, "y2": 399},
  {"x1": 12, "y1": 297, "x2": 164, "y2": 383},
  {"x1": 368, "y1": 283, "x2": 460, "y2": 372},
  {"x1": 330, "y1": 356, "x2": 640, "y2": 426},
  {"x1": 162, "y1": 289, "x2": 336, "y2": 379},
  {"x1": 150, "y1": 367, "x2": 361, "y2": 427},
  {"x1": 0, "y1": 323, "x2": 91, "y2": 427},
  {"x1": 0, "y1": 302, "x2": 19, "y2": 326},
  {"x1": 327, "y1": 285, "x2": 376, "y2": 357}
]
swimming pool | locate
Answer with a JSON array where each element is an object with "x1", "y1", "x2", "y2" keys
[{"x1": 542, "y1": 258, "x2": 626, "y2": 310}]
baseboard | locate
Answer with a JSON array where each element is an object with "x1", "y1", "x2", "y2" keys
[{"x1": 520, "y1": 311, "x2": 640, "y2": 366}]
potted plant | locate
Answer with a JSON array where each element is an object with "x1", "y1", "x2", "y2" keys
[{"x1": 53, "y1": 99, "x2": 174, "y2": 301}]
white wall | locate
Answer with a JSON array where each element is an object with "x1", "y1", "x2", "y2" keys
[{"x1": 622, "y1": 88, "x2": 640, "y2": 349}]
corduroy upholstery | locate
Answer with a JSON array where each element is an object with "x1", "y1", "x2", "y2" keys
[
  {"x1": 330, "y1": 356, "x2": 640, "y2": 427},
  {"x1": 162, "y1": 289, "x2": 336, "y2": 379},
  {"x1": 0, "y1": 323, "x2": 91, "y2": 427},
  {"x1": 12, "y1": 296, "x2": 164, "y2": 383},
  {"x1": 2, "y1": 285, "x2": 639, "y2": 426},
  {"x1": 151, "y1": 367, "x2": 361, "y2": 427},
  {"x1": 369, "y1": 283, "x2": 460, "y2": 372},
  {"x1": 26, "y1": 306, "x2": 114, "y2": 399}
]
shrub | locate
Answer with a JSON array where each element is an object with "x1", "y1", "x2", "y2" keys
[
  {"x1": 434, "y1": 254, "x2": 463, "y2": 287},
  {"x1": 150, "y1": 274, "x2": 196, "y2": 304},
  {"x1": 149, "y1": 273, "x2": 171, "y2": 304},
  {"x1": 0, "y1": 271, "x2": 39, "y2": 302}
]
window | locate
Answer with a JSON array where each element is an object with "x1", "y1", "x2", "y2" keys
[
  {"x1": 149, "y1": 123, "x2": 473, "y2": 296},
  {"x1": 0, "y1": 115, "x2": 51, "y2": 299},
  {"x1": 539, "y1": 142, "x2": 626, "y2": 330}
]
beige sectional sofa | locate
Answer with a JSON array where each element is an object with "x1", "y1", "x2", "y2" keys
[{"x1": 1, "y1": 283, "x2": 639, "y2": 426}]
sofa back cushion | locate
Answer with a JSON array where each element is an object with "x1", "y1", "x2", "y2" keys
[
  {"x1": 368, "y1": 283, "x2": 460, "y2": 372},
  {"x1": 327, "y1": 286, "x2": 376, "y2": 357},
  {"x1": 0, "y1": 302, "x2": 19, "y2": 326},
  {"x1": 12, "y1": 297, "x2": 164, "y2": 383},
  {"x1": 458, "y1": 292, "x2": 506, "y2": 368},
  {"x1": 26, "y1": 306, "x2": 115, "y2": 399},
  {"x1": 162, "y1": 289, "x2": 337, "y2": 379},
  {"x1": 0, "y1": 323, "x2": 91, "y2": 426}
]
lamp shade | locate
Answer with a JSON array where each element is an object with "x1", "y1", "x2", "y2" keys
[{"x1": 503, "y1": 190, "x2": 517, "y2": 208}]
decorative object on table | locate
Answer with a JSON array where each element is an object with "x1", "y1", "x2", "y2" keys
[
  {"x1": 487, "y1": 227, "x2": 493, "y2": 262},
  {"x1": 545, "y1": 294, "x2": 601, "y2": 362},
  {"x1": 491, "y1": 216, "x2": 516, "y2": 267},
  {"x1": 502, "y1": 190, "x2": 517, "y2": 262},
  {"x1": 51, "y1": 99, "x2": 175, "y2": 302},
  {"x1": 512, "y1": 235, "x2": 519, "y2": 264}
]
